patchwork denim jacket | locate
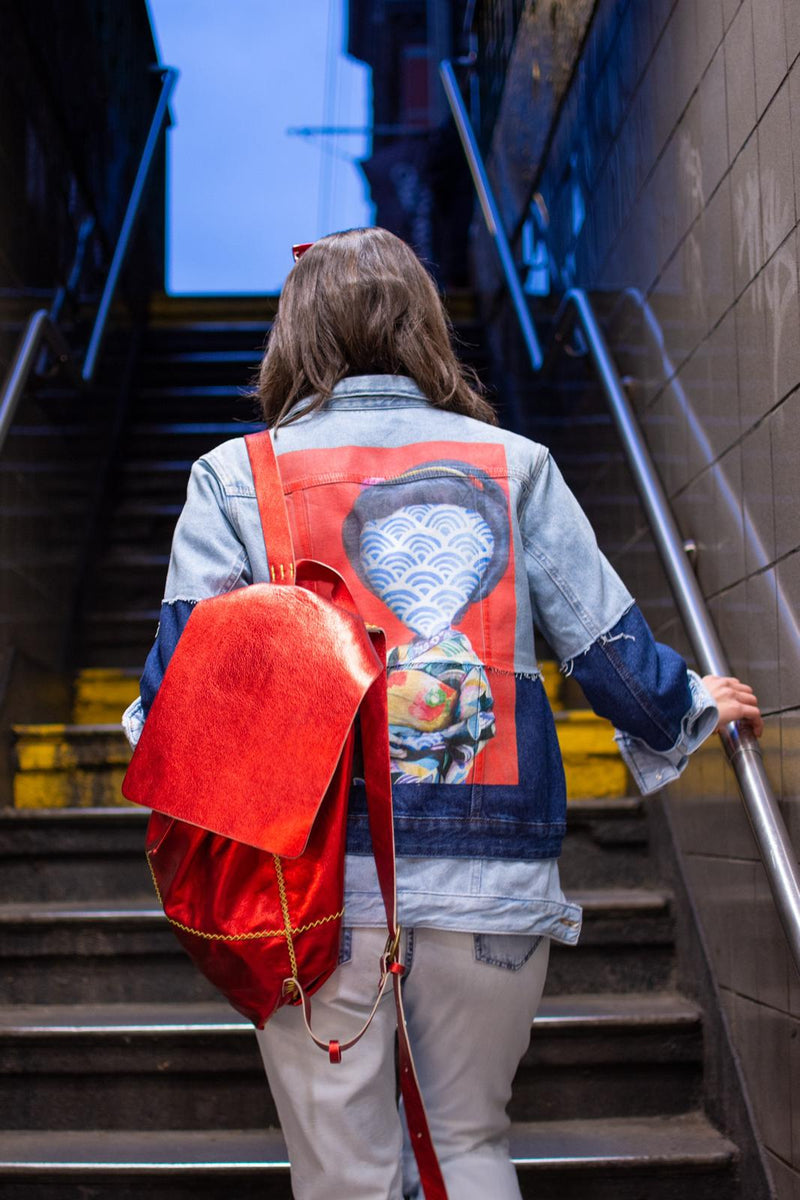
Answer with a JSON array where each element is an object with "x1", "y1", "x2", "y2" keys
[{"x1": 121, "y1": 374, "x2": 718, "y2": 945}]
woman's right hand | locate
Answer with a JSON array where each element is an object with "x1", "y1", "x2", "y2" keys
[{"x1": 701, "y1": 675, "x2": 764, "y2": 737}]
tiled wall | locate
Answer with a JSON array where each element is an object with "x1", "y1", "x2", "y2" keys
[{"x1": 484, "y1": 0, "x2": 800, "y2": 1194}]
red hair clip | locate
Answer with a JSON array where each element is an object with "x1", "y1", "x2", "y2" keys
[{"x1": 292, "y1": 243, "x2": 314, "y2": 262}]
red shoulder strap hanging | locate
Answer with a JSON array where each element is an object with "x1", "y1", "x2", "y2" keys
[
  {"x1": 360, "y1": 648, "x2": 448, "y2": 1199},
  {"x1": 245, "y1": 429, "x2": 296, "y2": 584},
  {"x1": 244, "y1": 429, "x2": 448, "y2": 1200}
]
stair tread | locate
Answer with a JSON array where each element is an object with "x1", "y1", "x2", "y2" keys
[
  {"x1": 84, "y1": 610, "x2": 160, "y2": 622},
  {"x1": 0, "y1": 991, "x2": 701, "y2": 1035},
  {"x1": 136, "y1": 385, "x2": 256, "y2": 398},
  {"x1": 120, "y1": 459, "x2": 194, "y2": 471},
  {"x1": 97, "y1": 551, "x2": 170, "y2": 567},
  {"x1": 130, "y1": 422, "x2": 263, "y2": 434},
  {"x1": 141, "y1": 351, "x2": 263, "y2": 364},
  {"x1": 535, "y1": 990, "x2": 698, "y2": 1026},
  {"x1": 510, "y1": 1113, "x2": 738, "y2": 1167},
  {"x1": 146, "y1": 322, "x2": 272, "y2": 333},
  {"x1": 112, "y1": 501, "x2": 183, "y2": 514},
  {"x1": 563, "y1": 888, "x2": 670, "y2": 911},
  {"x1": 12, "y1": 724, "x2": 132, "y2": 736},
  {"x1": 0, "y1": 888, "x2": 670, "y2": 924},
  {"x1": 0, "y1": 1113, "x2": 737, "y2": 1170}
]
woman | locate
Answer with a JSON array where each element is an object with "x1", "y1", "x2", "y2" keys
[{"x1": 122, "y1": 227, "x2": 762, "y2": 1200}]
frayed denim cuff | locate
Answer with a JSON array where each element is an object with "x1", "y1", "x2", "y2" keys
[
  {"x1": 121, "y1": 696, "x2": 145, "y2": 750},
  {"x1": 613, "y1": 669, "x2": 719, "y2": 795}
]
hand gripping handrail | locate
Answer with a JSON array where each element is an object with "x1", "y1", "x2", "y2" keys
[
  {"x1": 0, "y1": 66, "x2": 178, "y2": 453},
  {"x1": 441, "y1": 58, "x2": 800, "y2": 977}
]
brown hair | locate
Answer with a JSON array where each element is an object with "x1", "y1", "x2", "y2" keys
[{"x1": 253, "y1": 227, "x2": 497, "y2": 428}]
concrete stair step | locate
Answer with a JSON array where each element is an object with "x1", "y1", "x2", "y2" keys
[
  {"x1": 0, "y1": 798, "x2": 648, "y2": 902},
  {"x1": 0, "y1": 889, "x2": 675, "y2": 1004},
  {"x1": 0, "y1": 460, "x2": 96, "y2": 503},
  {"x1": 0, "y1": 992, "x2": 703, "y2": 1129},
  {"x1": 125, "y1": 420, "x2": 265, "y2": 462},
  {"x1": 116, "y1": 459, "x2": 194, "y2": 505},
  {"x1": 552, "y1": 710, "x2": 629, "y2": 798},
  {"x1": 130, "y1": 396, "x2": 260, "y2": 424},
  {"x1": 558, "y1": 798, "x2": 650, "y2": 888},
  {"x1": 71, "y1": 669, "x2": 141, "y2": 725},
  {"x1": 99, "y1": 501, "x2": 182, "y2": 549},
  {"x1": 131, "y1": 382, "x2": 260, "y2": 412},
  {"x1": 0, "y1": 988, "x2": 700, "y2": 1035},
  {"x1": 142, "y1": 350, "x2": 264, "y2": 367},
  {"x1": 79, "y1": 614, "x2": 161, "y2": 667},
  {"x1": 11, "y1": 725, "x2": 134, "y2": 809},
  {"x1": 145, "y1": 293, "x2": 280, "y2": 328},
  {"x1": 142, "y1": 325, "x2": 273, "y2": 355},
  {"x1": 10, "y1": 711, "x2": 629, "y2": 810},
  {"x1": 89, "y1": 556, "x2": 169, "y2": 609},
  {"x1": 142, "y1": 289, "x2": 474, "y2": 331},
  {"x1": 136, "y1": 354, "x2": 263, "y2": 388},
  {"x1": 0, "y1": 1113, "x2": 739, "y2": 1200}
]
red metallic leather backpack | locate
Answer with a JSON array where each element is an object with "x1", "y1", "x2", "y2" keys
[{"x1": 121, "y1": 429, "x2": 446, "y2": 1199}]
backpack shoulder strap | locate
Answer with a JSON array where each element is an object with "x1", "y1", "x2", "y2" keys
[
  {"x1": 245, "y1": 430, "x2": 296, "y2": 583},
  {"x1": 245, "y1": 430, "x2": 448, "y2": 1199}
]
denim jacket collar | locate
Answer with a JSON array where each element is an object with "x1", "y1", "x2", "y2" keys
[{"x1": 293, "y1": 374, "x2": 432, "y2": 414}]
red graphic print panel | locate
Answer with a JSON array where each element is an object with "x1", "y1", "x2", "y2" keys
[{"x1": 277, "y1": 442, "x2": 519, "y2": 787}]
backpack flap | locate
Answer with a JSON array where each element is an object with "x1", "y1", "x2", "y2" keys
[{"x1": 121, "y1": 581, "x2": 383, "y2": 857}]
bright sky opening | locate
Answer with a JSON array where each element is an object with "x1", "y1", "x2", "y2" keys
[{"x1": 146, "y1": 0, "x2": 374, "y2": 294}]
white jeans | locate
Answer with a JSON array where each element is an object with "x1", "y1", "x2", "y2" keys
[{"x1": 255, "y1": 925, "x2": 551, "y2": 1199}]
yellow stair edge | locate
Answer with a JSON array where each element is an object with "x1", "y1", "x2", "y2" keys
[
  {"x1": 72, "y1": 668, "x2": 140, "y2": 725},
  {"x1": 13, "y1": 662, "x2": 628, "y2": 808}
]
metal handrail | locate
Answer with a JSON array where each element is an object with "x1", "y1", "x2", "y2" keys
[
  {"x1": 441, "y1": 58, "x2": 800, "y2": 976},
  {"x1": 82, "y1": 66, "x2": 178, "y2": 381},
  {"x1": 441, "y1": 58, "x2": 542, "y2": 370},
  {"x1": 0, "y1": 312, "x2": 80, "y2": 448},
  {"x1": 0, "y1": 66, "x2": 178, "y2": 451}
]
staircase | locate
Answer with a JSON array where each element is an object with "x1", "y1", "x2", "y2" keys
[{"x1": 0, "y1": 295, "x2": 742, "y2": 1198}]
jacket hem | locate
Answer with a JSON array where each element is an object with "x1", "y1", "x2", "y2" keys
[{"x1": 342, "y1": 889, "x2": 583, "y2": 945}]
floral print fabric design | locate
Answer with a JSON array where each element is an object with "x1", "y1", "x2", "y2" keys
[{"x1": 386, "y1": 630, "x2": 495, "y2": 783}]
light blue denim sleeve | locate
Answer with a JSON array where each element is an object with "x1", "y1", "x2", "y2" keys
[
  {"x1": 120, "y1": 457, "x2": 252, "y2": 750},
  {"x1": 519, "y1": 451, "x2": 719, "y2": 792},
  {"x1": 519, "y1": 450, "x2": 635, "y2": 661},
  {"x1": 613, "y1": 669, "x2": 719, "y2": 794},
  {"x1": 161, "y1": 457, "x2": 252, "y2": 603}
]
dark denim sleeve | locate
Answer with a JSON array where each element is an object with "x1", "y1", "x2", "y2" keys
[
  {"x1": 564, "y1": 604, "x2": 692, "y2": 752},
  {"x1": 139, "y1": 599, "x2": 198, "y2": 720}
]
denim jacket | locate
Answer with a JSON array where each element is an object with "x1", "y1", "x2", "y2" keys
[{"x1": 121, "y1": 374, "x2": 718, "y2": 945}]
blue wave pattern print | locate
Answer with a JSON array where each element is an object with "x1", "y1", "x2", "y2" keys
[{"x1": 359, "y1": 504, "x2": 495, "y2": 637}]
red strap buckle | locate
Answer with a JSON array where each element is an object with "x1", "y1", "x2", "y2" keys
[{"x1": 328, "y1": 1039, "x2": 342, "y2": 1064}]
